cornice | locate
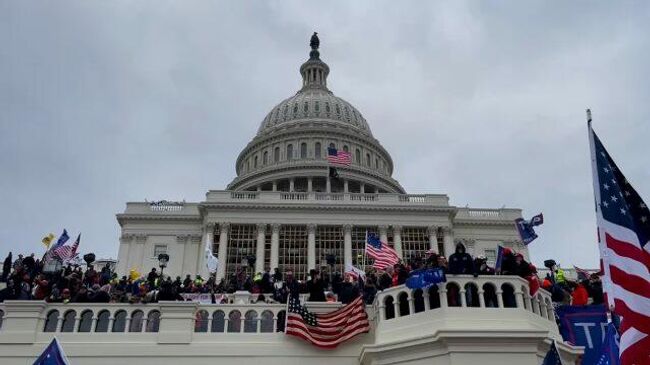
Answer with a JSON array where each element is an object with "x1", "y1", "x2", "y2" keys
[{"x1": 199, "y1": 202, "x2": 457, "y2": 214}]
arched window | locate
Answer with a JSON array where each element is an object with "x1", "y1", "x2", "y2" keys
[
  {"x1": 254, "y1": 155, "x2": 258, "y2": 168},
  {"x1": 483, "y1": 283, "x2": 498, "y2": 308},
  {"x1": 260, "y1": 310, "x2": 274, "y2": 333},
  {"x1": 428, "y1": 285, "x2": 441, "y2": 309},
  {"x1": 464, "y1": 283, "x2": 480, "y2": 307},
  {"x1": 95, "y1": 310, "x2": 110, "y2": 332},
  {"x1": 300, "y1": 143, "x2": 307, "y2": 159},
  {"x1": 375, "y1": 158, "x2": 379, "y2": 169},
  {"x1": 366, "y1": 153, "x2": 371, "y2": 167},
  {"x1": 246, "y1": 159, "x2": 250, "y2": 172},
  {"x1": 112, "y1": 310, "x2": 127, "y2": 332},
  {"x1": 446, "y1": 283, "x2": 461, "y2": 307},
  {"x1": 44, "y1": 310, "x2": 59, "y2": 332},
  {"x1": 286, "y1": 144, "x2": 293, "y2": 160},
  {"x1": 501, "y1": 283, "x2": 517, "y2": 308},
  {"x1": 228, "y1": 310, "x2": 242, "y2": 333},
  {"x1": 355, "y1": 149, "x2": 361, "y2": 164},
  {"x1": 195, "y1": 310, "x2": 209, "y2": 333},
  {"x1": 0, "y1": 310, "x2": 4, "y2": 331},
  {"x1": 263, "y1": 151, "x2": 268, "y2": 165},
  {"x1": 211, "y1": 310, "x2": 225, "y2": 333},
  {"x1": 274, "y1": 147, "x2": 280, "y2": 162},
  {"x1": 61, "y1": 310, "x2": 76, "y2": 332},
  {"x1": 146, "y1": 310, "x2": 161, "y2": 332},
  {"x1": 384, "y1": 296, "x2": 395, "y2": 320},
  {"x1": 276, "y1": 310, "x2": 286, "y2": 332},
  {"x1": 413, "y1": 289, "x2": 425, "y2": 313},
  {"x1": 78, "y1": 310, "x2": 93, "y2": 333},
  {"x1": 343, "y1": 145, "x2": 349, "y2": 152},
  {"x1": 315, "y1": 142, "x2": 321, "y2": 159},
  {"x1": 398, "y1": 292, "x2": 410, "y2": 316},
  {"x1": 129, "y1": 310, "x2": 144, "y2": 332},
  {"x1": 244, "y1": 310, "x2": 258, "y2": 333}
]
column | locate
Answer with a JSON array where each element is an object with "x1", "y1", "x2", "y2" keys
[
  {"x1": 343, "y1": 180, "x2": 349, "y2": 193},
  {"x1": 393, "y1": 225, "x2": 403, "y2": 259},
  {"x1": 379, "y1": 225, "x2": 388, "y2": 245},
  {"x1": 289, "y1": 178, "x2": 295, "y2": 192},
  {"x1": 307, "y1": 224, "x2": 316, "y2": 270},
  {"x1": 307, "y1": 177, "x2": 313, "y2": 192},
  {"x1": 442, "y1": 226, "x2": 455, "y2": 258},
  {"x1": 360, "y1": 183, "x2": 365, "y2": 194},
  {"x1": 199, "y1": 223, "x2": 215, "y2": 278},
  {"x1": 427, "y1": 225, "x2": 438, "y2": 251},
  {"x1": 326, "y1": 177, "x2": 331, "y2": 193},
  {"x1": 374, "y1": 187, "x2": 379, "y2": 193},
  {"x1": 270, "y1": 224, "x2": 280, "y2": 269},
  {"x1": 216, "y1": 222, "x2": 230, "y2": 281},
  {"x1": 272, "y1": 181, "x2": 277, "y2": 192},
  {"x1": 255, "y1": 224, "x2": 266, "y2": 273},
  {"x1": 256, "y1": 185, "x2": 262, "y2": 191},
  {"x1": 343, "y1": 224, "x2": 352, "y2": 268}
]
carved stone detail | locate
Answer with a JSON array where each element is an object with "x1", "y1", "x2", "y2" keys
[
  {"x1": 271, "y1": 223, "x2": 281, "y2": 233},
  {"x1": 343, "y1": 224, "x2": 352, "y2": 234},
  {"x1": 307, "y1": 224, "x2": 317, "y2": 234},
  {"x1": 256, "y1": 223, "x2": 267, "y2": 233}
]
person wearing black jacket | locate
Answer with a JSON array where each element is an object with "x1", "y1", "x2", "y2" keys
[
  {"x1": 448, "y1": 243, "x2": 474, "y2": 275},
  {"x1": 337, "y1": 274, "x2": 361, "y2": 304},
  {"x1": 306, "y1": 270, "x2": 326, "y2": 302},
  {"x1": 1, "y1": 252, "x2": 11, "y2": 282}
]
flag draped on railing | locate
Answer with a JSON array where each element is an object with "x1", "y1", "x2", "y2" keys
[
  {"x1": 588, "y1": 115, "x2": 650, "y2": 364},
  {"x1": 285, "y1": 296, "x2": 370, "y2": 348}
]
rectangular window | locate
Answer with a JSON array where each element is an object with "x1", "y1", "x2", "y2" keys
[
  {"x1": 153, "y1": 244, "x2": 167, "y2": 257},
  {"x1": 316, "y1": 226, "x2": 343, "y2": 275},
  {"x1": 226, "y1": 225, "x2": 257, "y2": 278},
  {"x1": 401, "y1": 227, "x2": 428, "y2": 262},
  {"x1": 485, "y1": 249, "x2": 497, "y2": 266},
  {"x1": 351, "y1": 226, "x2": 377, "y2": 271},
  {"x1": 279, "y1": 225, "x2": 308, "y2": 280}
]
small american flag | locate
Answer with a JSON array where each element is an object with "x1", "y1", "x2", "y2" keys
[
  {"x1": 53, "y1": 234, "x2": 80, "y2": 261},
  {"x1": 542, "y1": 341, "x2": 564, "y2": 365},
  {"x1": 365, "y1": 231, "x2": 399, "y2": 269},
  {"x1": 286, "y1": 295, "x2": 370, "y2": 348},
  {"x1": 589, "y1": 119, "x2": 650, "y2": 365},
  {"x1": 327, "y1": 147, "x2": 351, "y2": 166}
]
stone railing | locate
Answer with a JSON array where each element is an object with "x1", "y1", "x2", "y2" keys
[
  {"x1": 207, "y1": 190, "x2": 450, "y2": 206},
  {"x1": 455, "y1": 207, "x2": 522, "y2": 222},
  {"x1": 372, "y1": 275, "x2": 555, "y2": 323}
]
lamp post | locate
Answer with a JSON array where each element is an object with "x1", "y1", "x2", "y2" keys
[{"x1": 158, "y1": 253, "x2": 169, "y2": 278}]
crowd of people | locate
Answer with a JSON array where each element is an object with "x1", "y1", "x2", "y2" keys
[{"x1": 0, "y1": 243, "x2": 603, "y2": 308}]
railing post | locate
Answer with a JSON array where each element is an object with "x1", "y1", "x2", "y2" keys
[
  {"x1": 393, "y1": 299, "x2": 400, "y2": 318},
  {"x1": 407, "y1": 293, "x2": 415, "y2": 315},
  {"x1": 73, "y1": 316, "x2": 81, "y2": 333},
  {"x1": 156, "y1": 301, "x2": 198, "y2": 344},
  {"x1": 459, "y1": 289, "x2": 467, "y2": 307},
  {"x1": 440, "y1": 285, "x2": 448, "y2": 309},
  {"x1": 91, "y1": 316, "x2": 98, "y2": 332},
  {"x1": 515, "y1": 290, "x2": 524, "y2": 309},
  {"x1": 378, "y1": 305, "x2": 386, "y2": 320},
  {"x1": 496, "y1": 291, "x2": 504, "y2": 308},
  {"x1": 0, "y1": 301, "x2": 46, "y2": 343},
  {"x1": 423, "y1": 291, "x2": 431, "y2": 311},
  {"x1": 478, "y1": 290, "x2": 486, "y2": 308}
]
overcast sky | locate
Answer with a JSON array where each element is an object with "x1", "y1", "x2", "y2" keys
[{"x1": 1, "y1": 1, "x2": 649, "y2": 268}]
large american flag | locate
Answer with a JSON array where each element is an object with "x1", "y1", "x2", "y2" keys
[
  {"x1": 327, "y1": 147, "x2": 351, "y2": 166},
  {"x1": 285, "y1": 295, "x2": 370, "y2": 348},
  {"x1": 53, "y1": 234, "x2": 80, "y2": 261},
  {"x1": 589, "y1": 120, "x2": 650, "y2": 365},
  {"x1": 365, "y1": 232, "x2": 399, "y2": 269}
]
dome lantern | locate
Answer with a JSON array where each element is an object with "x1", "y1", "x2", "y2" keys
[{"x1": 300, "y1": 32, "x2": 330, "y2": 91}]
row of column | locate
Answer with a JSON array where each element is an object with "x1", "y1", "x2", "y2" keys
[
  {"x1": 206, "y1": 223, "x2": 455, "y2": 281},
  {"x1": 254, "y1": 177, "x2": 380, "y2": 194}
]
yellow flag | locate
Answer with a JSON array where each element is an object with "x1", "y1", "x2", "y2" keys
[
  {"x1": 129, "y1": 268, "x2": 141, "y2": 281},
  {"x1": 42, "y1": 233, "x2": 55, "y2": 248}
]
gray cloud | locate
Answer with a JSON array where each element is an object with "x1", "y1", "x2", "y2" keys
[{"x1": 1, "y1": 1, "x2": 649, "y2": 268}]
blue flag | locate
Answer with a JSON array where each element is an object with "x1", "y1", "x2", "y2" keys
[
  {"x1": 515, "y1": 218, "x2": 539, "y2": 244},
  {"x1": 50, "y1": 229, "x2": 69, "y2": 251},
  {"x1": 596, "y1": 323, "x2": 620, "y2": 365},
  {"x1": 33, "y1": 338, "x2": 70, "y2": 365},
  {"x1": 556, "y1": 305, "x2": 608, "y2": 364},
  {"x1": 542, "y1": 341, "x2": 563, "y2": 365},
  {"x1": 494, "y1": 245, "x2": 504, "y2": 272},
  {"x1": 405, "y1": 268, "x2": 446, "y2": 289}
]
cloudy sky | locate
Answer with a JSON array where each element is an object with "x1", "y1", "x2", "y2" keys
[{"x1": 1, "y1": 1, "x2": 648, "y2": 268}]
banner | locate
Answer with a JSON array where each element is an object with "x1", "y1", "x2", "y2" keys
[
  {"x1": 406, "y1": 267, "x2": 446, "y2": 289},
  {"x1": 556, "y1": 305, "x2": 608, "y2": 364},
  {"x1": 180, "y1": 293, "x2": 228, "y2": 304}
]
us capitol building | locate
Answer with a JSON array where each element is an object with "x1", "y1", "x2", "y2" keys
[{"x1": 0, "y1": 35, "x2": 582, "y2": 364}]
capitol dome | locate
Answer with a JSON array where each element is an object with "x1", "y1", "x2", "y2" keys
[{"x1": 228, "y1": 34, "x2": 405, "y2": 194}]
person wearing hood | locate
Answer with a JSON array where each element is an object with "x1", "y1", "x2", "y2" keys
[
  {"x1": 306, "y1": 269, "x2": 326, "y2": 302},
  {"x1": 448, "y1": 243, "x2": 474, "y2": 275}
]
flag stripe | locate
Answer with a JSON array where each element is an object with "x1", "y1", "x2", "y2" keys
[
  {"x1": 609, "y1": 265, "x2": 650, "y2": 299},
  {"x1": 605, "y1": 233, "x2": 650, "y2": 270}
]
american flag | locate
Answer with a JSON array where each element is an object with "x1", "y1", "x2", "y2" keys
[
  {"x1": 285, "y1": 295, "x2": 370, "y2": 348},
  {"x1": 365, "y1": 232, "x2": 399, "y2": 269},
  {"x1": 327, "y1": 147, "x2": 351, "y2": 166},
  {"x1": 589, "y1": 120, "x2": 650, "y2": 365},
  {"x1": 53, "y1": 234, "x2": 80, "y2": 261},
  {"x1": 573, "y1": 265, "x2": 592, "y2": 281},
  {"x1": 542, "y1": 341, "x2": 563, "y2": 365}
]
